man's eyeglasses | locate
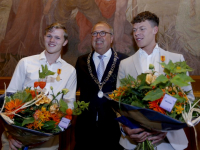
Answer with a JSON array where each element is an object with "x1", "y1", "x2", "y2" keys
[{"x1": 91, "y1": 31, "x2": 112, "y2": 37}]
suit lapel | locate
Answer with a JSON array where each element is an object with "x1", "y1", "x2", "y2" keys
[{"x1": 133, "y1": 51, "x2": 143, "y2": 75}]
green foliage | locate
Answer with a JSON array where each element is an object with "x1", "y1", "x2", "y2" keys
[
  {"x1": 39, "y1": 64, "x2": 55, "y2": 79},
  {"x1": 170, "y1": 74, "x2": 194, "y2": 87},
  {"x1": 12, "y1": 90, "x2": 33, "y2": 103},
  {"x1": 143, "y1": 88, "x2": 163, "y2": 101},
  {"x1": 109, "y1": 60, "x2": 196, "y2": 123},
  {"x1": 120, "y1": 75, "x2": 136, "y2": 86},
  {"x1": 22, "y1": 117, "x2": 35, "y2": 126},
  {"x1": 42, "y1": 121, "x2": 56, "y2": 131},
  {"x1": 59, "y1": 99, "x2": 68, "y2": 113},
  {"x1": 73, "y1": 101, "x2": 90, "y2": 115},
  {"x1": 151, "y1": 74, "x2": 168, "y2": 86}
]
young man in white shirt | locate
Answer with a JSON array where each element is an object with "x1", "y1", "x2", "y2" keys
[
  {"x1": 117, "y1": 11, "x2": 194, "y2": 150},
  {"x1": 1, "y1": 23, "x2": 77, "y2": 150}
]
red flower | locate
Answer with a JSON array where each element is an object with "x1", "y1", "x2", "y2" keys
[{"x1": 148, "y1": 97, "x2": 166, "y2": 114}]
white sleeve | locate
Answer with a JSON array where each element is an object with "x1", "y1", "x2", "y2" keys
[
  {"x1": 63, "y1": 68, "x2": 77, "y2": 109},
  {"x1": 6, "y1": 59, "x2": 26, "y2": 93}
]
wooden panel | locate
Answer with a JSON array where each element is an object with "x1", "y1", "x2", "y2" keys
[
  {"x1": 191, "y1": 76, "x2": 200, "y2": 97},
  {"x1": 0, "y1": 77, "x2": 11, "y2": 94}
]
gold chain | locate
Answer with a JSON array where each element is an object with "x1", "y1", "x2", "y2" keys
[{"x1": 87, "y1": 51, "x2": 118, "y2": 91}]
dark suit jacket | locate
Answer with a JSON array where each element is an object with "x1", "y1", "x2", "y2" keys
[{"x1": 74, "y1": 49, "x2": 127, "y2": 150}]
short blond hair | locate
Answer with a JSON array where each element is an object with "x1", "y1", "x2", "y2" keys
[{"x1": 45, "y1": 23, "x2": 68, "y2": 40}]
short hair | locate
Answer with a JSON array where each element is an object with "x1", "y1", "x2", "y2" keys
[
  {"x1": 131, "y1": 11, "x2": 159, "y2": 27},
  {"x1": 91, "y1": 21, "x2": 114, "y2": 35},
  {"x1": 45, "y1": 23, "x2": 68, "y2": 40}
]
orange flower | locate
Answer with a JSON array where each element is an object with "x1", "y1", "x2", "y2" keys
[
  {"x1": 65, "y1": 115, "x2": 72, "y2": 120},
  {"x1": 66, "y1": 108, "x2": 73, "y2": 115},
  {"x1": 4, "y1": 99, "x2": 24, "y2": 119},
  {"x1": 34, "y1": 110, "x2": 42, "y2": 120},
  {"x1": 51, "y1": 113, "x2": 61, "y2": 125},
  {"x1": 149, "y1": 97, "x2": 166, "y2": 114},
  {"x1": 33, "y1": 120, "x2": 44, "y2": 130},
  {"x1": 178, "y1": 92, "x2": 183, "y2": 97},
  {"x1": 26, "y1": 123, "x2": 34, "y2": 129}
]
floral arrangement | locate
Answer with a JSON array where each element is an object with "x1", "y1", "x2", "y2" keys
[
  {"x1": 0, "y1": 65, "x2": 89, "y2": 134},
  {"x1": 0, "y1": 86, "x2": 89, "y2": 134},
  {"x1": 108, "y1": 60, "x2": 200, "y2": 149}
]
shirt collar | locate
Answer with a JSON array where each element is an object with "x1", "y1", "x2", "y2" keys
[
  {"x1": 93, "y1": 48, "x2": 112, "y2": 59},
  {"x1": 139, "y1": 44, "x2": 159, "y2": 57},
  {"x1": 39, "y1": 50, "x2": 63, "y2": 64}
]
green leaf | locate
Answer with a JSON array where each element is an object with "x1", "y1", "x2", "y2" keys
[
  {"x1": 42, "y1": 121, "x2": 56, "y2": 130},
  {"x1": 137, "y1": 73, "x2": 147, "y2": 86},
  {"x1": 73, "y1": 101, "x2": 90, "y2": 115},
  {"x1": 39, "y1": 64, "x2": 55, "y2": 79},
  {"x1": 170, "y1": 74, "x2": 194, "y2": 87},
  {"x1": 5, "y1": 96, "x2": 11, "y2": 103},
  {"x1": 163, "y1": 68, "x2": 170, "y2": 75},
  {"x1": 173, "y1": 61, "x2": 193, "y2": 73},
  {"x1": 59, "y1": 99, "x2": 68, "y2": 113},
  {"x1": 74, "y1": 101, "x2": 78, "y2": 109},
  {"x1": 143, "y1": 88, "x2": 163, "y2": 101},
  {"x1": 173, "y1": 94, "x2": 186, "y2": 103},
  {"x1": 138, "y1": 86, "x2": 152, "y2": 90},
  {"x1": 120, "y1": 74, "x2": 136, "y2": 86},
  {"x1": 22, "y1": 117, "x2": 34, "y2": 126},
  {"x1": 12, "y1": 90, "x2": 32, "y2": 103},
  {"x1": 131, "y1": 101, "x2": 145, "y2": 108},
  {"x1": 151, "y1": 74, "x2": 168, "y2": 86},
  {"x1": 160, "y1": 60, "x2": 175, "y2": 72},
  {"x1": 73, "y1": 108, "x2": 82, "y2": 115}
]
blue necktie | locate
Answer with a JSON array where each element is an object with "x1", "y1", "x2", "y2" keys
[{"x1": 97, "y1": 55, "x2": 105, "y2": 82}]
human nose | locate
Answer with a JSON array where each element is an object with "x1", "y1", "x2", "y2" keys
[
  {"x1": 50, "y1": 37, "x2": 55, "y2": 42},
  {"x1": 96, "y1": 32, "x2": 101, "y2": 38},
  {"x1": 134, "y1": 29, "x2": 141, "y2": 37}
]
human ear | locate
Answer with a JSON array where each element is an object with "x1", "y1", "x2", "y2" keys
[
  {"x1": 153, "y1": 26, "x2": 158, "y2": 34},
  {"x1": 63, "y1": 40, "x2": 68, "y2": 46}
]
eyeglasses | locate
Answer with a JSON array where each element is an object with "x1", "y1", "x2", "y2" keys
[{"x1": 91, "y1": 31, "x2": 112, "y2": 37}]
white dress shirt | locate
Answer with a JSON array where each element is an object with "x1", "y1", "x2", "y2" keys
[
  {"x1": 92, "y1": 48, "x2": 112, "y2": 72},
  {"x1": 7, "y1": 50, "x2": 77, "y2": 109},
  {"x1": 139, "y1": 44, "x2": 160, "y2": 73}
]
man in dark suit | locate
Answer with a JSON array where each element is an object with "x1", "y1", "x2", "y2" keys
[{"x1": 74, "y1": 21, "x2": 127, "y2": 150}]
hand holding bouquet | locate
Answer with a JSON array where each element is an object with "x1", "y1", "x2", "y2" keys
[
  {"x1": 0, "y1": 65, "x2": 89, "y2": 148},
  {"x1": 107, "y1": 60, "x2": 200, "y2": 149}
]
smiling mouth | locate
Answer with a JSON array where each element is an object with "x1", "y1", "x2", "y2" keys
[
  {"x1": 136, "y1": 38, "x2": 143, "y2": 41},
  {"x1": 48, "y1": 43, "x2": 56, "y2": 47},
  {"x1": 96, "y1": 41, "x2": 103, "y2": 44}
]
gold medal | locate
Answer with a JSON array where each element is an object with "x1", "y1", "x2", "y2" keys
[
  {"x1": 56, "y1": 69, "x2": 61, "y2": 81},
  {"x1": 161, "y1": 56, "x2": 165, "y2": 68}
]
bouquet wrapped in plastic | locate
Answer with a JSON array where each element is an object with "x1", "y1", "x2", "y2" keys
[
  {"x1": 105, "y1": 60, "x2": 200, "y2": 149},
  {"x1": 0, "y1": 65, "x2": 89, "y2": 149}
]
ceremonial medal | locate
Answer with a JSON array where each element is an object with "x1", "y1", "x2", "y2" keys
[
  {"x1": 161, "y1": 56, "x2": 165, "y2": 68},
  {"x1": 56, "y1": 69, "x2": 61, "y2": 81},
  {"x1": 87, "y1": 51, "x2": 118, "y2": 99},
  {"x1": 98, "y1": 90, "x2": 104, "y2": 98}
]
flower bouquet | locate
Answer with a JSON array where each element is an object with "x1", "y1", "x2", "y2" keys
[
  {"x1": 0, "y1": 65, "x2": 89, "y2": 149},
  {"x1": 105, "y1": 60, "x2": 200, "y2": 149}
]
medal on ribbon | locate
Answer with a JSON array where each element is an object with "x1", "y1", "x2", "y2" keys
[{"x1": 56, "y1": 69, "x2": 61, "y2": 81}]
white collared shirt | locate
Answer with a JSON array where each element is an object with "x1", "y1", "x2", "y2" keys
[
  {"x1": 139, "y1": 44, "x2": 160, "y2": 73},
  {"x1": 92, "y1": 48, "x2": 112, "y2": 72},
  {"x1": 7, "y1": 50, "x2": 77, "y2": 109}
]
